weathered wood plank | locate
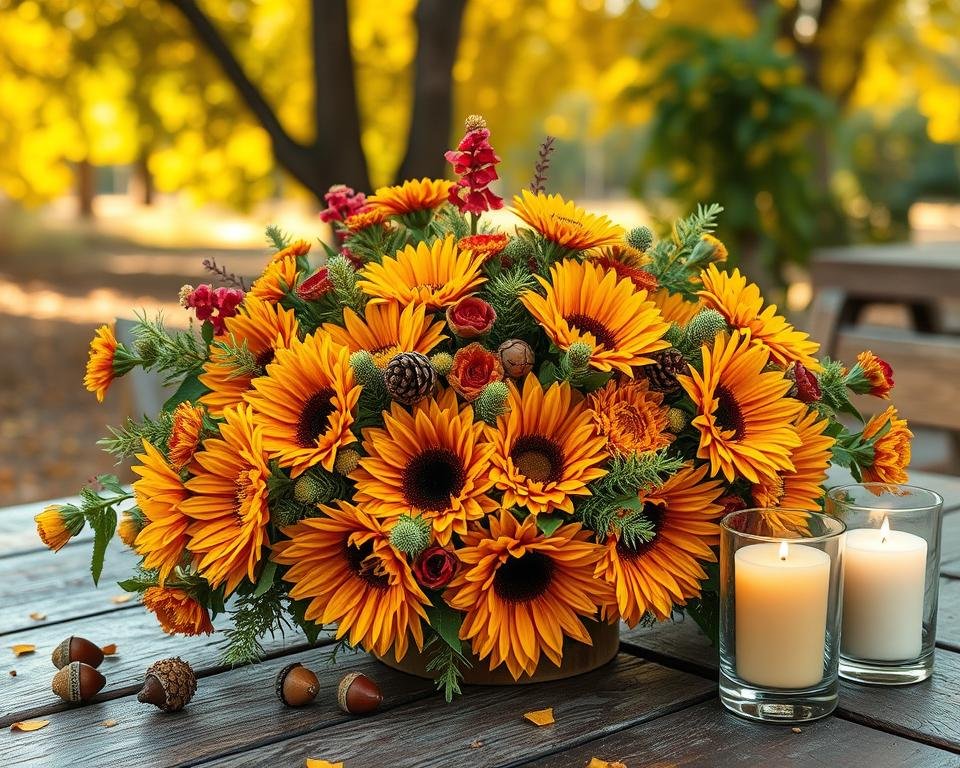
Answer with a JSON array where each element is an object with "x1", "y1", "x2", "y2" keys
[
  {"x1": 196, "y1": 655, "x2": 714, "y2": 768},
  {"x1": 522, "y1": 699, "x2": 959, "y2": 768},
  {"x1": 941, "y1": 513, "x2": 960, "y2": 579},
  {"x1": 938, "y1": 577, "x2": 960, "y2": 651},
  {"x1": 1, "y1": 603, "x2": 314, "y2": 727},
  {"x1": 0, "y1": 493, "x2": 128, "y2": 558}
]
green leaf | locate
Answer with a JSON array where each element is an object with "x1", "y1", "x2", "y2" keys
[
  {"x1": 577, "y1": 370, "x2": 614, "y2": 392},
  {"x1": 288, "y1": 598, "x2": 323, "y2": 644},
  {"x1": 685, "y1": 591, "x2": 719, "y2": 646},
  {"x1": 426, "y1": 598, "x2": 463, "y2": 655},
  {"x1": 95, "y1": 474, "x2": 126, "y2": 495},
  {"x1": 253, "y1": 560, "x2": 278, "y2": 598},
  {"x1": 536, "y1": 514, "x2": 564, "y2": 537},
  {"x1": 90, "y1": 507, "x2": 117, "y2": 586},
  {"x1": 537, "y1": 361, "x2": 558, "y2": 387},
  {"x1": 162, "y1": 372, "x2": 208, "y2": 412},
  {"x1": 117, "y1": 571, "x2": 158, "y2": 593},
  {"x1": 201, "y1": 320, "x2": 215, "y2": 345}
]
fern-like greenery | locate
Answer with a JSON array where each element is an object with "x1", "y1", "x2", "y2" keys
[
  {"x1": 132, "y1": 311, "x2": 209, "y2": 383},
  {"x1": 645, "y1": 203, "x2": 724, "y2": 299},
  {"x1": 424, "y1": 635, "x2": 471, "y2": 703},
  {"x1": 265, "y1": 224, "x2": 291, "y2": 251},
  {"x1": 98, "y1": 411, "x2": 175, "y2": 459},
  {"x1": 209, "y1": 336, "x2": 260, "y2": 380},
  {"x1": 220, "y1": 584, "x2": 290, "y2": 667},
  {"x1": 483, "y1": 265, "x2": 540, "y2": 347}
]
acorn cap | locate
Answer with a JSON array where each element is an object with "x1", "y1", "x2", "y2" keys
[
  {"x1": 51, "y1": 661, "x2": 105, "y2": 704},
  {"x1": 51, "y1": 636, "x2": 104, "y2": 670},
  {"x1": 137, "y1": 657, "x2": 197, "y2": 712},
  {"x1": 337, "y1": 672, "x2": 382, "y2": 715},
  {"x1": 275, "y1": 662, "x2": 319, "y2": 707}
]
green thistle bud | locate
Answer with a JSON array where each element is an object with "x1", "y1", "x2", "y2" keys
[
  {"x1": 664, "y1": 324, "x2": 685, "y2": 348},
  {"x1": 294, "y1": 473, "x2": 324, "y2": 504},
  {"x1": 666, "y1": 408, "x2": 688, "y2": 433},
  {"x1": 473, "y1": 380, "x2": 510, "y2": 425},
  {"x1": 501, "y1": 235, "x2": 535, "y2": 266},
  {"x1": 430, "y1": 352, "x2": 454, "y2": 377},
  {"x1": 684, "y1": 309, "x2": 727, "y2": 350},
  {"x1": 566, "y1": 342, "x2": 593, "y2": 371},
  {"x1": 350, "y1": 350, "x2": 385, "y2": 390},
  {"x1": 626, "y1": 226, "x2": 654, "y2": 253},
  {"x1": 135, "y1": 335, "x2": 160, "y2": 366},
  {"x1": 333, "y1": 448, "x2": 361, "y2": 476},
  {"x1": 389, "y1": 515, "x2": 432, "y2": 555}
]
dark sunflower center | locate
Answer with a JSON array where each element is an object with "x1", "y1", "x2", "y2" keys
[
  {"x1": 255, "y1": 348, "x2": 275, "y2": 371},
  {"x1": 296, "y1": 388, "x2": 335, "y2": 447},
  {"x1": 511, "y1": 435, "x2": 564, "y2": 483},
  {"x1": 714, "y1": 385, "x2": 746, "y2": 440},
  {"x1": 493, "y1": 550, "x2": 555, "y2": 603},
  {"x1": 345, "y1": 539, "x2": 390, "y2": 590},
  {"x1": 564, "y1": 313, "x2": 616, "y2": 349},
  {"x1": 616, "y1": 502, "x2": 665, "y2": 561},
  {"x1": 401, "y1": 447, "x2": 465, "y2": 511}
]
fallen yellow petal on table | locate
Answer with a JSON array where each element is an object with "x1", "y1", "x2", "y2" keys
[
  {"x1": 523, "y1": 707, "x2": 555, "y2": 726},
  {"x1": 101, "y1": 644, "x2": 118, "y2": 655},
  {"x1": 29, "y1": 612, "x2": 46, "y2": 621},
  {"x1": 10, "y1": 644, "x2": 36, "y2": 657},
  {"x1": 588, "y1": 760, "x2": 627, "y2": 768},
  {"x1": 10, "y1": 720, "x2": 49, "y2": 732},
  {"x1": 101, "y1": 720, "x2": 119, "y2": 728},
  {"x1": 305, "y1": 760, "x2": 344, "y2": 768},
  {"x1": 110, "y1": 595, "x2": 133, "y2": 604}
]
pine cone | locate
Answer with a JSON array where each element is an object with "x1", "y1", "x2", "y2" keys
[
  {"x1": 138, "y1": 657, "x2": 197, "y2": 712},
  {"x1": 643, "y1": 349, "x2": 688, "y2": 395},
  {"x1": 384, "y1": 352, "x2": 435, "y2": 405}
]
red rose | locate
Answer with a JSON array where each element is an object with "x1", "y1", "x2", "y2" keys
[
  {"x1": 448, "y1": 342, "x2": 504, "y2": 401},
  {"x1": 413, "y1": 546, "x2": 460, "y2": 590},
  {"x1": 297, "y1": 268, "x2": 333, "y2": 301},
  {"x1": 790, "y1": 362, "x2": 821, "y2": 404},
  {"x1": 446, "y1": 296, "x2": 496, "y2": 339}
]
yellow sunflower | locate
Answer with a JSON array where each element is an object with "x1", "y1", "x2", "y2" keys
[
  {"x1": 131, "y1": 440, "x2": 191, "y2": 585},
  {"x1": 199, "y1": 296, "x2": 299, "y2": 417},
  {"x1": 35, "y1": 504, "x2": 84, "y2": 552},
  {"x1": 366, "y1": 178, "x2": 452, "y2": 219},
  {"x1": 489, "y1": 375, "x2": 608, "y2": 515},
  {"x1": 651, "y1": 289, "x2": 702, "y2": 327},
  {"x1": 181, "y1": 404, "x2": 271, "y2": 596},
  {"x1": 445, "y1": 509, "x2": 611, "y2": 680},
  {"x1": 345, "y1": 208, "x2": 388, "y2": 231},
  {"x1": 142, "y1": 587, "x2": 214, "y2": 636},
  {"x1": 677, "y1": 330, "x2": 804, "y2": 483},
  {"x1": 167, "y1": 402, "x2": 206, "y2": 471},
  {"x1": 511, "y1": 190, "x2": 624, "y2": 251},
  {"x1": 587, "y1": 379, "x2": 673, "y2": 457},
  {"x1": 521, "y1": 259, "x2": 670, "y2": 375},
  {"x1": 271, "y1": 239, "x2": 311, "y2": 262},
  {"x1": 323, "y1": 301, "x2": 447, "y2": 369},
  {"x1": 245, "y1": 331, "x2": 360, "y2": 477},
  {"x1": 350, "y1": 388, "x2": 497, "y2": 545},
  {"x1": 249, "y1": 255, "x2": 300, "y2": 303},
  {"x1": 698, "y1": 264, "x2": 820, "y2": 370},
  {"x1": 271, "y1": 500, "x2": 430, "y2": 661},
  {"x1": 357, "y1": 235, "x2": 485, "y2": 310},
  {"x1": 596, "y1": 463, "x2": 726, "y2": 624},
  {"x1": 83, "y1": 324, "x2": 137, "y2": 402},
  {"x1": 861, "y1": 405, "x2": 912, "y2": 484}
]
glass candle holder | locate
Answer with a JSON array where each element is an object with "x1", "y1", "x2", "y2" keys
[
  {"x1": 826, "y1": 483, "x2": 943, "y2": 685},
  {"x1": 719, "y1": 509, "x2": 845, "y2": 723}
]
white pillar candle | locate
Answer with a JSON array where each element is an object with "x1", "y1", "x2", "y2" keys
[
  {"x1": 842, "y1": 518, "x2": 927, "y2": 661},
  {"x1": 735, "y1": 541, "x2": 830, "y2": 688}
]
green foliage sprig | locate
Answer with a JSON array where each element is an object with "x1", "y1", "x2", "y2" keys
[
  {"x1": 220, "y1": 582, "x2": 290, "y2": 667},
  {"x1": 483, "y1": 265, "x2": 541, "y2": 347},
  {"x1": 79, "y1": 474, "x2": 133, "y2": 584},
  {"x1": 133, "y1": 311, "x2": 209, "y2": 383},
  {"x1": 98, "y1": 411, "x2": 175, "y2": 460},
  {"x1": 644, "y1": 203, "x2": 724, "y2": 299}
]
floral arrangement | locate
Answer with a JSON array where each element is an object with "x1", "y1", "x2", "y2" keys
[{"x1": 37, "y1": 116, "x2": 911, "y2": 700}]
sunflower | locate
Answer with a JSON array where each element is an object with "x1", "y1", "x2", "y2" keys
[
  {"x1": 489, "y1": 375, "x2": 608, "y2": 515},
  {"x1": 521, "y1": 259, "x2": 670, "y2": 375},
  {"x1": 35, "y1": 504, "x2": 84, "y2": 552},
  {"x1": 199, "y1": 296, "x2": 299, "y2": 417},
  {"x1": 677, "y1": 330, "x2": 804, "y2": 483},
  {"x1": 131, "y1": 440, "x2": 191, "y2": 585},
  {"x1": 271, "y1": 239, "x2": 311, "y2": 262},
  {"x1": 180, "y1": 404, "x2": 271, "y2": 596},
  {"x1": 512, "y1": 190, "x2": 624, "y2": 251},
  {"x1": 587, "y1": 379, "x2": 673, "y2": 457},
  {"x1": 357, "y1": 235, "x2": 485, "y2": 310},
  {"x1": 651, "y1": 289, "x2": 702, "y2": 327},
  {"x1": 445, "y1": 509, "x2": 610, "y2": 680},
  {"x1": 167, "y1": 402, "x2": 206, "y2": 470},
  {"x1": 249, "y1": 255, "x2": 300, "y2": 303},
  {"x1": 116, "y1": 509, "x2": 145, "y2": 548},
  {"x1": 271, "y1": 500, "x2": 430, "y2": 661},
  {"x1": 344, "y1": 207, "x2": 388, "y2": 231},
  {"x1": 596, "y1": 463, "x2": 726, "y2": 624},
  {"x1": 592, "y1": 254, "x2": 659, "y2": 293},
  {"x1": 323, "y1": 301, "x2": 446, "y2": 369},
  {"x1": 83, "y1": 324, "x2": 138, "y2": 402},
  {"x1": 350, "y1": 387, "x2": 497, "y2": 544},
  {"x1": 366, "y1": 178, "x2": 453, "y2": 225},
  {"x1": 245, "y1": 331, "x2": 360, "y2": 477},
  {"x1": 142, "y1": 586, "x2": 214, "y2": 636},
  {"x1": 698, "y1": 264, "x2": 820, "y2": 370},
  {"x1": 861, "y1": 405, "x2": 912, "y2": 484}
]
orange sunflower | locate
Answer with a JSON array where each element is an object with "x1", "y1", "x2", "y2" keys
[
  {"x1": 35, "y1": 504, "x2": 84, "y2": 552},
  {"x1": 489, "y1": 375, "x2": 608, "y2": 515},
  {"x1": 357, "y1": 235, "x2": 485, "y2": 310},
  {"x1": 271, "y1": 239, "x2": 311, "y2": 262},
  {"x1": 167, "y1": 402, "x2": 206, "y2": 471},
  {"x1": 83, "y1": 324, "x2": 138, "y2": 402},
  {"x1": 344, "y1": 208, "x2": 388, "y2": 231},
  {"x1": 249, "y1": 255, "x2": 300, "y2": 303},
  {"x1": 323, "y1": 301, "x2": 446, "y2": 369},
  {"x1": 587, "y1": 379, "x2": 673, "y2": 457},
  {"x1": 199, "y1": 296, "x2": 299, "y2": 417},
  {"x1": 651, "y1": 289, "x2": 702, "y2": 327},
  {"x1": 181, "y1": 404, "x2": 271, "y2": 596},
  {"x1": 861, "y1": 405, "x2": 912, "y2": 484},
  {"x1": 596, "y1": 463, "x2": 726, "y2": 624},
  {"x1": 521, "y1": 259, "x2": 670, "y2": 375},
  {"x1": 132, "y1": 440, "x2": 191, "y2": 585},
  {"x1": 271, "y1": 500, "x2": 430, "y2": 661},
  {"x1": 350, "y1": 387, "x2": 497, "y2": 545},
  {"x1": 511, "y1": 190, "x2": 624, "y2": 251},
  {"x1": 366, "y1": 178, "x2": 453, "y2": 221},
  {"x1": 698, "y1": 264, "x2": 820, "y2": 370},
  {"x1": 677, "y1": 330, "x2": 804, "y2": 484},
  {"x1": 245, "y1": 331, "x2": 360, "y2": 477},
  {"x1": 445, "y1": 510, "x2": 610, "y2": 680},
  {"x1": 142, "y1": 587, "x2": 214, "y2": 636}
]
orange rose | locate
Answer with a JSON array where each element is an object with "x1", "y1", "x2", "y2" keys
[
  {"x1": 446, "y1": 296, "x2": 496, "y2": 339},
  {"x1": 448, "y1": 342, "x2": 503, "y2": 401}
]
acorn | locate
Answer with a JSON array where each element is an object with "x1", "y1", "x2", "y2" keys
[
  {"x1": 337, "y1": 672, "x2": 382, "y2": 715},
  {"x1": 497, "y1": 339, "x2": 535, "y2": 379},
  {"x1": 137, "y1": 657, "x2": 197, "y2": 712},
  {"x1": 275, "y1": 662, "x2": 319, "y2": 707},
  {"x1": 51, "y1": 636, "x2": 104, "y2": 670},
  {"x1": 51, "y1": 661, "x2": 106, "y2": 704}
]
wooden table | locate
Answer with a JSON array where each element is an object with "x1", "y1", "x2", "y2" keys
[{"x1": 3, "y1": 468, "x2": 960, "y2": 767}]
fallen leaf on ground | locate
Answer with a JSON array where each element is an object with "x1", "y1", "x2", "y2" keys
[
  {"x1": 305, "y1": 760, "x2": 344, "y2": 768},
  {"x1": 110, "y1": 595, "x2": 133, "y2": 604},
  {"x1": 470, "y1": 739, "x2": 484, "y2": 749},
  {"x1": 523, "y1": 707, "x2": 555, "y2": 726},
  {"x1": 9, "y1": 670, "x2": 16, "y2": 677},
  {"x1": 101, "y1": 644, "x2": 118, "y2": 655},
  {"x1": 10, "y1": 720, "x2": 49, "y2": 732},
  {"x1": 101, "y1": 720, "x2": 118, "y2": 728},
  {"x1": 11, "y1": 644, "x2": 36, "y2": 657},
  {"x1": 588, "y1": 760, "x2": 627, "y2": 768},
  {"x1": 29, "y1": 612, "x2": 46, "y2": 621},
  {"x1": 792, "y1": 727, "x2": 802, "y2": 734}
]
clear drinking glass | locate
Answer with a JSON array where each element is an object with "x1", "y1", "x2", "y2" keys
[
  {"x1": 719, "y1": 508, "x2": 845, "y2": 723},
  {"x1": 826, "y1": 483, "x2": 943, "y2": 685}
]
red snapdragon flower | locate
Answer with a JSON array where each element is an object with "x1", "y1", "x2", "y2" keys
[
  {"x1": 181, "y1": 284, "x2": 245, "y2": 335},
  {"x1": 445, "y1": 115, "x2": 504, "y2": 215},
  {"x1": 319, "y1": 184, "x2": 367, "y2": 224}
]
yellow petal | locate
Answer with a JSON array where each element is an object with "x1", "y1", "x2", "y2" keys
[
  {"x1": 523, "y1": 707, "x2": 555, "y2": 726},
  {"x1": 101, "y1": 644, "x2": 118, "y2": 655},
  {"x1": 10, "y1": 720, "x2": 49, "y2": 732},
  {"x1": 305, "y1": 761, "x2": 344, "y2": 768},
  {"x1": 110, "y1": 594, "x2": 133, "y2": 604},
  {"x1": 101, "y1": 720, "x2": 119, "y2": 728},
  {"x1": 11, "y1": 644, "x2": 36, "y2": 657},
  {"x1": 29, "y1": 612, "x2": 46, "y2": 621},
  {"x1": 587, "y1": 760, "x2": 628, "y2": 768}
]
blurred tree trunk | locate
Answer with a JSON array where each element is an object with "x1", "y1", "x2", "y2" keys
[
  {"x1": 134, "y1": 152, "x2": 155, "y2": 206},
  {"x1": 76, "y1": 160, "x2": 95, "y2": 219}
]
